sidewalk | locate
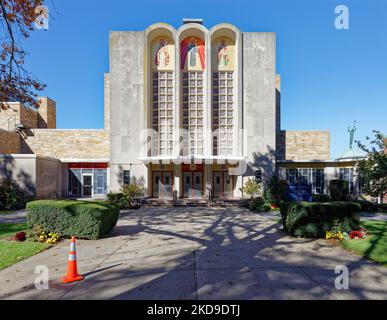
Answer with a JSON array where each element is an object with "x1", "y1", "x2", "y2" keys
[
  {"x1": 0, "y1": 207, "x2": 386, "y2": 300},
  {"x1": 0, "y1": 210, "x2": 27, "y2": 223}
]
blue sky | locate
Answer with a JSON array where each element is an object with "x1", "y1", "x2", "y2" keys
[{"x1": 24, "y1": 0, "x2": 386, "y2": 158}]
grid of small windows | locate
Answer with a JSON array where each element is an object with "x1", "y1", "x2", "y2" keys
[
  {"x1": 182, "y1": 71, "x2": 204, "y2": 156},
  {"x1": 212, "y1": 72, "x2": 234, "y2": 156},
  {"x1": 152, "y1": 71, "x2": 174, "y2": 156},
  {"x1": 286, "y1": 168, "x2": 325, "y2": 194}
]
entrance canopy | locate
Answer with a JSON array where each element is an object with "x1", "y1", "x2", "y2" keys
[{"x1": 139, "y1": 155, "x2": 246, "y2": 165}]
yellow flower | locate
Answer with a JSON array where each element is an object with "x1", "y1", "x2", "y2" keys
[{"x1": 326, "y1": 231, "x2": 332, "y2": 240}]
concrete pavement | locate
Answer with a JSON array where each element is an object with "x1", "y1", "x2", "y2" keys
[
  {"x1": 0, "y1": 207, "x2": 386, "y2": 300},
  {"x1": 0, "y1": 210, "x2": 26, "y2": 223}
]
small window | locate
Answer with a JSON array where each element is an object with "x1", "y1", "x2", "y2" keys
[
  {"x1": 196, "y1": 176, "x2": 200, "y2": 184},
  {"x1": 216, "y1": 176, "x2": 221, "y2": 184},
  {"x1": 186, "y1": 176, "x2": 191, "y2": 184},
  {"x1": 123, "y1": 170, "x2": 131, "y2": 185},
  {"x1": 255, "y1": 170, "x2": 262, "y2": 183}
]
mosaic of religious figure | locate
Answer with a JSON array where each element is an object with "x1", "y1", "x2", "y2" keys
[
  {"x1": 155, "y1": 38, "x2": 170, "y2": 68},
  {"x1": 180, "y1": 37, "x2": 205, "y2": 70},
  {"x1": 217, "y1": 39, "x2": 229, "y2": 68}
]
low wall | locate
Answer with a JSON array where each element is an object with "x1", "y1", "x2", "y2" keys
[{"x1": 0, "y1": 154, "x2": 62, "y2": 198}]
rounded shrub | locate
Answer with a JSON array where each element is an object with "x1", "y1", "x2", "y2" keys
[
  {"x1": 281, "y1": 201, "x2": 361, "y2": 238},
  {"x1": 26, "y1": 200, "x2": 120, "y2": 240}
]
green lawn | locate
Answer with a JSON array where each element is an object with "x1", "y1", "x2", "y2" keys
[
  {"x1": 0, "y1": 210, "x2": 15, "y2": 215},
  {"x1": 0, "y1": 222, "x2": 50, "y2": 271},
  {"x1": 341, "y1": 221, "x2": 387, "y2": 266}
]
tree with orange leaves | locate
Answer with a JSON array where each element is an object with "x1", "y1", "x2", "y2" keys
[{"x1": 0, "y1": 0, "x2": 46, "y2": 110}]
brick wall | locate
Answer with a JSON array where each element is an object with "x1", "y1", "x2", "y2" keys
[
  {"x1": 0, "y1": 129, "x2": 20, "y2": 154},
  {"x1": 278, "y1": 130, "x2": 330, "y2": 161},
  {"x1": 21, "y1": 129, "x2": 109, "y2": 160},
  {"x1": 37, "y1": 97, "x2": 56, "y2": 129},
  {"x1": 0, "y1": 98, "x2": 45, "y2": 131},
  {"x1": 0, "y1": 103, "x2": 22, "y2": 130}
]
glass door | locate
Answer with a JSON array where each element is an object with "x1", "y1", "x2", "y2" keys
[
  {"x1": 213, "y1": 172, "x2": 223, "y2": 198},
  {"x1": 82, "y1": 174, "x2": 93, "y2": 198},
  {"x1": 153, "y1": 172, "x2": 161, "y2": 198},
  {"x1": 183, "y1": 172, "x2": 192, "y2": 198},
  {"x1": 163, "y1": 172, "x2": 173, "y2": 199},
  {"x1": 224, "y1": 173, "x2": 233, "y2": 199},
  {"x1": 193, "y1": 172, "x2": 203, "y2": 198}
]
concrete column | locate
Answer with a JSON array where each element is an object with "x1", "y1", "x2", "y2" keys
[
  {"x1": 204, "y1": 164, "x2": 212, "y2": 197},
  {"x1": 174, "y1": 165, "x2": 181, "y2": 197},
  {"x1": 234, "y1": 174, "x2": 243, "y2": 198}
]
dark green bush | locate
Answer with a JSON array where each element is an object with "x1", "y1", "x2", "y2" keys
[
  {"x1": 376, "y1": 203, "x2": 387, "y2": 214},
  {"x1": 312, "y1": 194, "x2": 331, "y2": 203},
  {"x1": 0, "y1": 179, "x2": 31, "y2": 210},
  {"x1": 263, "y1": 175, "x2": 287, "y2": 207},
  {"x1": 329, "y1": 180, "x2": 349, "y2": 201},
  {"x1": 26, "y1": 200, "x2": 119, "y2": 240},
  {"x1": 353, "y1": 200, "x2": 375, "y2": 212},
  {"x1": 247, "y1": 197, "x2": 270, "y2": 212},
  {"x1": 280, "y1": 201, "x2": 361, "y2": 238},
  {"x1": 121, "y1": 183, "x2": 143, "y2": 208},
  {"x1": 107, "y1": 192, "x2": 125, "y2": 208}
]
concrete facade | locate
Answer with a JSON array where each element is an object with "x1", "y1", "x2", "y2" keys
[
  {"x1": 0, "y1": 154, "x2": 61, "y2": 198},
  {"x1": 108, "y1": 23, "x2": 279, "y2": 198},
  {"x1": 109, "y1": 31, "x2": 147, "y2": 192},
  {"x1": 242, "y1": 32, "x2": 277, "y2": 181}
]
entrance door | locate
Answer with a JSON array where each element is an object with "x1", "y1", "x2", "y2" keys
[
  {"x1": 193, "y1": 172, "x2": 203, "y2": 198},
  {"x1": 152, "y1": 172, "x2": 173, "y2": 199},
  {"x1": 153, "y1": 172, "x2": 161, "y2": 198},
  {"x1": 213, "y1": 172, "x2": 234, "y2": 199},
  {"x1": 163, "y1": 172, "x2": 173, "y2": 199},
  {"x1": 183, "y1": 172, "x2": 192, "y2": 198},
  {"x1": 224, "y1": 173, "x2": 233, "y2": 198},
  {"x1": 213, "y1": 172, "x2": 223, "y2": 198},
  {"x1": 82, "y1": 174, "x2": 93, "y2": 198},
  {"x1": 183, "y1": 172, "x2": 203, "y2": 198}
]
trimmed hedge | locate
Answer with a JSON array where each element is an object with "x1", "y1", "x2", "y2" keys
[
  {"x1": 329, "y1": 180, "x2": 349, "y2": 201},
  {"x1": 352, "y1": 200, "x2": 387, "y2": 214},
  {"x1": 280, "y1": 201, "x2": 361, "y2": 238},
  {"x1": 26, "y1": 200, "x2": 120, "y2": 240},
  {"x1": 311, "y1": 194, "x2": 331, "y2": 203},
  {"x1": 107, "y1": 192, "x2": 125, "y2": 208},
  {"x1": 376, "y1": 203, "x2": 387, "y2": 214},
  {"x1": 353, "y1": 200, "x2": 375, "y2": 212}
]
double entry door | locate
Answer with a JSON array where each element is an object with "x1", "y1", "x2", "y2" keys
[
  {"x1": 213, "y1": 172, "x2": 234, "y2": 198},
  {"x1": 152, "y1": 172, "x2": 173, "y2": 199},
  {"x1": 183, "y1": 172, "x2": 203, "y2": 199}
]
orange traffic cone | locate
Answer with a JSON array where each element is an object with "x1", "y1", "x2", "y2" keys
[{"x1": 62, "y1": 236, "x2": 84, "y2": 284}]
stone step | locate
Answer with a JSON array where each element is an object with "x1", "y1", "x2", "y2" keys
[{"x1": 141, "y1": 198, "x2": 246, "y2": 208}]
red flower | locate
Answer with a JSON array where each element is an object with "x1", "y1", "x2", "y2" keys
[
  {"x1": 13, "y1": 232, "x2": 27, "y2": 242},
  {"x1": 349, "y1": 231, "x2": 363, "y2": 239}
]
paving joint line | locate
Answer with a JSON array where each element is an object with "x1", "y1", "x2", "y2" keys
[{"x1": 59, "y1": 237, "x2": 133, "y2": 300}]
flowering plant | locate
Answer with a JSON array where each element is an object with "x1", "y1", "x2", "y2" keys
[
  {"x1": 29, "y1": 226, "x2": 60, "y2": 244},
  {"x1": 349, "y1": 231, "x2": 363, "y2": 239},
  {"x1": 326, "y1": 231, "x2": 344, "y2": 240}
]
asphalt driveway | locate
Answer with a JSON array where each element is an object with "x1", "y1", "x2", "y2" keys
[{"x1": 0, "y1": 207, "x2": 386, "y2": 300}]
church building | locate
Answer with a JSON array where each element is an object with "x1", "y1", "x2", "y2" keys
[{"x1": 0, "y1": 20, "x2": 366, "y2": 201}]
